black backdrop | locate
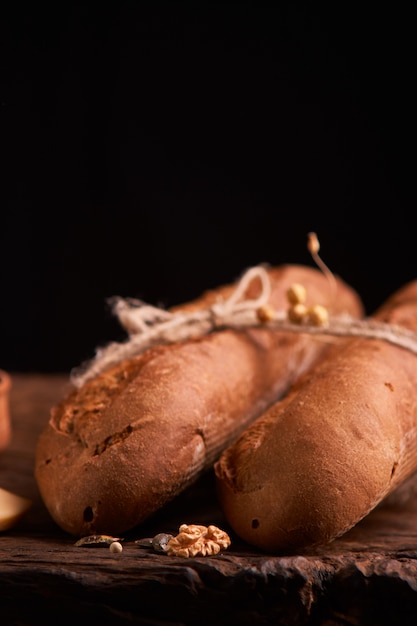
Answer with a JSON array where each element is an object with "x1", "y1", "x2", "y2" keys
[{"x1": 1, "y1": 3, "x2": 415, "y2": 373}]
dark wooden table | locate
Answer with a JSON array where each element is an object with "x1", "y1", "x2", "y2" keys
[{"x1": 2, "y1": 373, "x2": 417, "y2": 625}]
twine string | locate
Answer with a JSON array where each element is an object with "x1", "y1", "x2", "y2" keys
[
  {"x1": 71, "y1": 266, "x2": 272, "y2": 387},
  {"x1": 70, "y1": 265, "x2": 417, "y2": 388}
]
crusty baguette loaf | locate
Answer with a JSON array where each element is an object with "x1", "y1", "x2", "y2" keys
[
  {"x1": 214, "y1": 279, "x2": 417, "y2": 553},
  {"x1": 34, "y1": 264, "x2": 363, "y2": 537},
  {"x1": 0, "y1": 370, "x2": 11, "y2": 452}
]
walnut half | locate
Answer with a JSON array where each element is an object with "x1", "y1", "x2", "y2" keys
[{"x1": 166, "y1": 523, "x2": 231, "y2": 558}]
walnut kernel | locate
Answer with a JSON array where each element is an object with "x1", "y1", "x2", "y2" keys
[{"x1": 166, "y1": 523, "x2": 231, "y2": 558}]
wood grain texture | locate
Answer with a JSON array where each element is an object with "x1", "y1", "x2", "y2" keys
[{"x1": 2, "y1": 373, "x2": 417, "y2": 625}]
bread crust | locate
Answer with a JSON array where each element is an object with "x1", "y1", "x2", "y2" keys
[
  {"x1": 0, "y1": 370, "x2": 11, "y2": 452},
  {"x1": 35, "y1": 264, "x2": 363, "y2": 537},
  {"x1": 215, "y1": 279, "x2": 417, "y2": 553}
]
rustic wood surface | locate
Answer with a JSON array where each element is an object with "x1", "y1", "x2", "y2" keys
[{"x1": 1, "y1": 373, "x2": 417, "y2": 625}]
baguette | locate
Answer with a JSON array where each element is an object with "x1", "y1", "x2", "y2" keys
[
  {"x1": 215, "y1": 279, "x2": 417, "y2": 553},
  {"x1": 0, "y1": 370, "x2": 11, "y2": 452},
  {"x1": 34, "y1": 264, "x2": 363, "y2": 537}
]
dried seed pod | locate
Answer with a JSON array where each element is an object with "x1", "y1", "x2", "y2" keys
[
  {"x1": 135, "y1": 537, "x2": 154, "y2": 548},
  {"x1": 166, "y1": 523, "x2": 231, "y2": 558},
  {"x1": 256, "y1": 304, "x2": 275, "y2": 323},
  {"x1": 286, "y1": 283, "x2": 307, "y2": 306},
  {"x1": 74, "y1": 534, "x2": 122, "y2": 547},
  {"x1": 287, "y1": 303, "x2": 308, "y2": 324},
  {"x1": 135, "y1": 533, "x2": 174, "y2": 552},
  {"x1": 307, "y1": 304, "x2": 329, "y2": 327},
  {"x1": 152, "y1": 533, "x2": 174, "y2": 552},
  {"x1": 307, "y1": 232, "x2": 320, "y2": 256}
]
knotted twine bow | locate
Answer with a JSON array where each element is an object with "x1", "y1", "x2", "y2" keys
[
  {"x1": 71, "y1": 265, "x2": 417, "y2": 388},
  {"x1": 71, "y1": 266, "x2": 273, "y2": 387}
]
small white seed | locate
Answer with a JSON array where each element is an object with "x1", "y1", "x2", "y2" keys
[{"x1": 109, "y1": 541, "x2": 123, "y2": 554}]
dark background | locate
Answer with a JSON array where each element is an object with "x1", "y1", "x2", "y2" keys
[{"x1": 1, "y1": 2, "x2": 415, "y2": 374}]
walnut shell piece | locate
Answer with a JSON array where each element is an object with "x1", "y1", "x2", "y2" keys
[{"x1": 165, "y1": 523, "x2": 231, "y2": 557}]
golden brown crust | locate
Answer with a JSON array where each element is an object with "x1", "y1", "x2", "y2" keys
[
  {"x1": 0, "y1": 370, "x2": 11, "y2": 452},
  {"x1": 215, "y1": 280, "x2": 417, "y2": 553},
  {"x1": 35, "y1": 264, "x2": 363, "y2": 537}
]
